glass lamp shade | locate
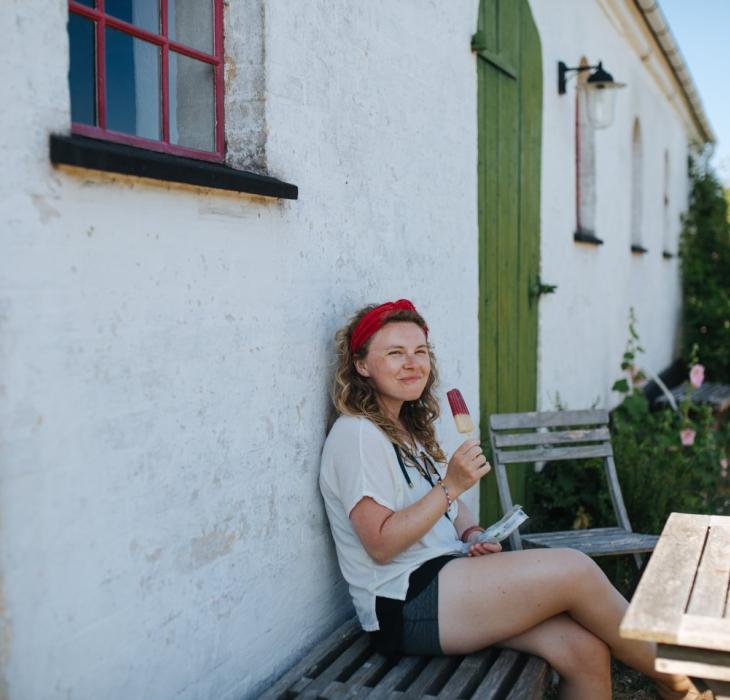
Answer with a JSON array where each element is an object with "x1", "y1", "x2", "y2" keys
[{"x1": 584, "y1": 83, "x2": 620, "y2": 130}]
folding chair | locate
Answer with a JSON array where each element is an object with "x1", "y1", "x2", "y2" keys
[{"x1": 488, "y1": 409, "x2": 658, "y2": 568}]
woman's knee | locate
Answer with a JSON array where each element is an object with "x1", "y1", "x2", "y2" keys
[{"x1": 556, "y1": 549, "x2": 610, "y2": 590}]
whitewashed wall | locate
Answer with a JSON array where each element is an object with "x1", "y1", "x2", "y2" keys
[
  {"x1": 0, "y1": 1, "x2": 481, "y2": 699},
  {"x1": 530, "y1": 0, "x2": 696, "y2": 411}
]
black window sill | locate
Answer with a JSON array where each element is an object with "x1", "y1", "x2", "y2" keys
[
  {"x1": 662, "y1": 250, "x2": 675, "y2": 259},
  {"x1": 50, "y1": 134, "x2": 298, "y2": 200},
  {"x1": 574, "y1": 230, "x2": 604, "y2": 246},
  {"x1": 631, "y1": 245, "x2": 649, "y2": 255}
]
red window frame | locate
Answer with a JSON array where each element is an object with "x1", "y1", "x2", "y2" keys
[{"x1": 68, "y1": 0, "x2": 225, "y2": 163}]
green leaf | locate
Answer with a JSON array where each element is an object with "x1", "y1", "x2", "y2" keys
[{"x1": 612, "y1": 379, "x2": 630, "y2": 393}]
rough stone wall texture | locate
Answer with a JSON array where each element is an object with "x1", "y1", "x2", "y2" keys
[
  {"x1": 0, "y1": 1, "x2": 480, "y2": 699},
  {"x1": 529, "y1": 0, "x2": 694, "y2": 412},
  {"x1": 225, "y1": 1, "x2": 267, "y2": 173}
]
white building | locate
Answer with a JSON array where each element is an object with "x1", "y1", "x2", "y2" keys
[{"x1": 0, "y1": 1, "x2": 712, "y2": 698}]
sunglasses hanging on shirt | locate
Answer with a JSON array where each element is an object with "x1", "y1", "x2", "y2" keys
[{"x1": 392, "y1": 444, "x2": 452, "y2": 521}]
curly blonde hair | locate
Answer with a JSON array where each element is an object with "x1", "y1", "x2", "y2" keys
[{"x1": 331, "y1": 304, "x2": 446, "y2": 462}]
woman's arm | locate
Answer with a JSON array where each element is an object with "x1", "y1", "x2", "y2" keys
[
  {"x1": 453, "y1": 497, "x2": 479, "y2": 539},
  {"x1": 349, "y1": 438, "x2": 489, "y2": 564}
]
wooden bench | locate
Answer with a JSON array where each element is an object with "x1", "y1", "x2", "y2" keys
[
  {"x1": 654, "y1": 381, "x2": 730, "y2": 415},
  {"x1": 260, "y1": 617, "x2": 550, "y2": 699},
  {"x1": 621, "y1": 512, "x2": 730, "y2": 700}
]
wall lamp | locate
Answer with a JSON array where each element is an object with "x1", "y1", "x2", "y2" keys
[{"x1": 558, "y1": 61, "x2": 626, "y2": 129}]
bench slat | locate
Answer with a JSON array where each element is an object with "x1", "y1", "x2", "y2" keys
[
  {"x1": 435, "y1": 650, "x2": 499, "y2": 697},
  {"x1": 319, "y1": 680, "x2": 368, "y2": 699},
  {"x1": 399, "y1": 656, "x2": 460, "y2": 699},
  {"x1": 505, "y1": 655, "x2": 551, "y2": 699},
  {"x1": 655, "y1": 382, "x2": 730, "y2": 412},
  {"x1": 493, "y1": 427, "x2": 610, "y2": 448},
  {"x1": 365, "y1": 656, "x2": 424, "y2": 699},
  {"x1": 471, "y1": 649, "x2": 523, "y2": 699},
  {"x1": 321, "y1": 652, "x2": 394, "y2": 698},
  {"x1": 495, "y1": 443, "x2": 613, "y2": 464},
  {"x1": 297, "y1": 634, "x2": 373, "y2": 699},
  {"x1": 259, "y1": 618, "x2": 362, "y2": 700},
  {"x1": 490, "y1": 409, "x2": 608, "y2": 430}
]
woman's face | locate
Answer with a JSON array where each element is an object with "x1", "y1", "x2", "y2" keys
[{"x1": 354, "y1": 321, "x2": 431, "y2": 417}]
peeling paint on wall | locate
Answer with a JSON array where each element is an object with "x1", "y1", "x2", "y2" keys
[{"x1": 177, "y1": 527, "x2": 237, "y2": 574}]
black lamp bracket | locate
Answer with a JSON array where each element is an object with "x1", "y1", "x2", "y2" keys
[{"x1": 558, "y1": 61, "x2": 600, "y2": 94}]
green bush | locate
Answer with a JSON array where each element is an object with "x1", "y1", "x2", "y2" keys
[
  {"x1": 680, "y1": 158, "x2": 730, "y2": 381},
  {"x1": 529, "y1": 312, "x2": 730, "y2": 592}
]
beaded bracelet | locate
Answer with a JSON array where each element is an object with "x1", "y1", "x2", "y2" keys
[
  {"x1": 436, "y1": 479, "x2": 452, "y2": 512},
  {"x1": 461, "y1": 525, "x2": 485, "y2": 543}
]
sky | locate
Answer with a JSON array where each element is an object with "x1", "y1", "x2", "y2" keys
[{"x1": 659, "y1": 0, "x2": 730, "y2": 185}]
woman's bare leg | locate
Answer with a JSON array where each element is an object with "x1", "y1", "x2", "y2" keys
[
  {"x1": 494, "y1": 613, "x2": 612, "y2": 700},
  {"x1": 438, "y1": 549, "x2": 689, "y2": 692}
]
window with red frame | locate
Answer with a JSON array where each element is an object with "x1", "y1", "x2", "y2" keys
[{"x1": 67, "y1": 0, "x2": 224, "y2": 162}]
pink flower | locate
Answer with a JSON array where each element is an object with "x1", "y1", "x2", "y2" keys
[
  {"x1": 722, "y1": 458, "x2": 729, "y2": 470},
  {"x1": 629, "y1": 366, "x2": 646, "y2": 387},
  {"x1": 689, "y1": 364, "x2": 705, "y2": 389},
  {"x1": 680, "y1": 428, "x2": 696, "y2": 446}
]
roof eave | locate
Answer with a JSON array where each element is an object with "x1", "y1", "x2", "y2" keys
[{"x1": 634, "y1": 0, "x2": 716, "y2": 145}]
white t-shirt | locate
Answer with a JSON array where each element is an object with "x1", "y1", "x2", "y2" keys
[{"x1": 319, "y1": 415, "x2": 462, "y2": 631}]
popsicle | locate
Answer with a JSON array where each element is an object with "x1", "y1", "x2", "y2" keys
[{"x1": 446, "y1": 389, "x2": 474, "y2": 434}]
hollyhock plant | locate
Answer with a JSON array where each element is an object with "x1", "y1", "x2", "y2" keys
[
  {"x1": 680, "y1": 428, "x2": 696, "y2": 447},
  {"x1": 689, "y1": 363, "x2": 705, "y2": 389}
]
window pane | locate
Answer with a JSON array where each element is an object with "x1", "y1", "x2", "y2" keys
[
  {"x1": 68, "y1": 13, "x2": 96, "y2": 126},
  {"x1": 75, "y1": 0, "x2": 95, "y2": 6},
  {"x1": 169, "y1": 0, "x2": 213, "y2": 54},
  {"x1": 105, "y1": 28, "x2": 161, "y2": 141},
  {"x1": 105, "y1": 0, "x2": 159, "y2": 34},
  {"x1": 169, "y1": 52, "x2": 215, "y2": 152}
]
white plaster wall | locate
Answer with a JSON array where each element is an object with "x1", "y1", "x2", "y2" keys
[
  {"x1": 529, "y1": 0, "x2": 694, "y2": 412},
  {"x1": 0, "y1": 1, "x2": 481, "y2": 699}
]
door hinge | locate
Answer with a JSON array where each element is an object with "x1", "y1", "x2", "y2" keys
[{"x1": 529, "y1": 278, "x2": 557, "y2": 305}]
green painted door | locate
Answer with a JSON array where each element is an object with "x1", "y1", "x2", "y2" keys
[{"x1": 475, "y1": 0, "x2": 542, "y2": 524}]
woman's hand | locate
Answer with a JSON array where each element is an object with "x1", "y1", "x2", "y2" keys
[
  {"x1": 466, "y1": 539, "x2": 502, "y2": 557},
  {"x1": 443, "y1": 439, "x2": 491, "y2": 499}
]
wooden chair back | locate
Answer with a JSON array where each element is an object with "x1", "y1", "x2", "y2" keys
[{"x1": 488, "y1": 409, "x2": 635, "y2": 552}]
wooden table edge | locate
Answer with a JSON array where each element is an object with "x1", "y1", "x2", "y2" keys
[{"x1": 619, "y1": 624, "x2": 677, "y2": 645}]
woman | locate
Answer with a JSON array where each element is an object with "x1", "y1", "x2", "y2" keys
[{"x1": 319, "y1": 299, "x2": 703, "y2": 700}]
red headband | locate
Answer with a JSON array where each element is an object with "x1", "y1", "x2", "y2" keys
[{"x1": 349, "y1": 299, "x2": 428, "y2": 354}]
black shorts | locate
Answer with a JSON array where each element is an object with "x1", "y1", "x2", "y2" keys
[
  {"x1": 370, "y1": 554, "x2": 457, "y2": 656},
  {"x1": 400, "y1": 569, "x2": 442, "y2": 655}
]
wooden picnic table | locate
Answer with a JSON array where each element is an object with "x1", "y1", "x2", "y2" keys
[{"x1": 620, "y1": 512, "x2": 730, "y2": 700}]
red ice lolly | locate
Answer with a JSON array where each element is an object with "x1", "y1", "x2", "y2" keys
[{"x1": 446, "y1": 389, "x2": 474, "y2": 434}]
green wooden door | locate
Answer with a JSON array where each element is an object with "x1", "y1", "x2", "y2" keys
[{"x1": 475, "y1": 0, "x2": 542, "y2": 524}]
